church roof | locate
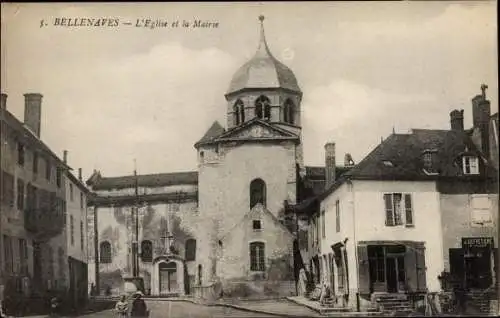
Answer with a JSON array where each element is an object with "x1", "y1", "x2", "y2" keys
[
  {"x1": 226, "y1": 16, "x2": 301, "y2": 96},
  {"x1": 195, "y1": 120, "x2": 225, "y2": 145},
  {"x1": 88, "y1": 171, "x2": 198, "y2": 190}
]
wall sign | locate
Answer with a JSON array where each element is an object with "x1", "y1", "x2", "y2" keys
[{"x1": 462, "y1": 237, "x2": 494, "y2": 249}]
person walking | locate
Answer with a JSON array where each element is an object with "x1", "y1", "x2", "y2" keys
[{"x1": 115, "y1": 295, "x2": 129, "y2": 318}]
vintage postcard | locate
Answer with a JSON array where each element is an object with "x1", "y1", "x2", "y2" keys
[{"x1": 0, "y1": 2, "x2": 498, "y2": 317}]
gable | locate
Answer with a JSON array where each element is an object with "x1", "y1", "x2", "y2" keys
[
  {"x1": 220, "y1": 203, "x2": 294, "y2": 242},
  {"x1": 217, "y1": 119, "x2": 299, "y2": 142}
]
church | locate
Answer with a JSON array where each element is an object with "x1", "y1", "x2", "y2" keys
[{"x1": 86, "y1": 16, "x2": 321, "y2": 298}]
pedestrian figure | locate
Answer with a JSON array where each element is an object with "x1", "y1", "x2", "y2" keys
[
  {"x1": 49, "y1": 297, "x2": 60, "y2": 317},
  {"x1": 115, "y1": 295, "x2": 129, "y2": 318},
  {"x1": 130, "y1": 291, "x2": 148, "y2": 318}
]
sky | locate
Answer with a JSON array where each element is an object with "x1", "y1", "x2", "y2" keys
[{"x1": 1, "y1": 2, "x2": 498, "y2": 180}]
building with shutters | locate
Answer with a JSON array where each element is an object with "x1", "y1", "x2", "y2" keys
[
  {"x1": 0, "y1": 93, "x2": 69, "y2": 313},
  {"x1": 289, "y1": 86, "x2": 498, "y2": 311},
  {"x1": 65, "y1": 163, "x2": 90, "y2": 310}
]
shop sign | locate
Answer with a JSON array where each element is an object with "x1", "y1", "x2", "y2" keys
[{"x1": 462, "y1": 237, "x2": 493, "y2": 249}]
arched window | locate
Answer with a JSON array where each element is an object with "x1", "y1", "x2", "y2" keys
[
  {"x1": 185, "y1": 239, "x2": 196, "y2": 261},
  {"x1": 233, "y1": 100, "x2": 245, "y2": 125},
  {"x1": 141, "y1": 240, "x2": 153, "y2": 262},
  {"x1": 100, "y1": 241, "x2": 112, "y2": 264},
  {"x1": 255, "y1": 96, "x2": 270, "y2": 120},
  {"x1": 250, "y1": 178, "x2": 266, "y2": 208},
  {"x1": 284, "y1": 99, "x2": 295, "y2": 124},
  {"x1": 250, "y1": 242, "x2": 265, "y2": 271}
]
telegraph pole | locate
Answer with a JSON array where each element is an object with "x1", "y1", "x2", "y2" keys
[{"x1": 133, "y1": 160, "x2": 140, "y2": 277}]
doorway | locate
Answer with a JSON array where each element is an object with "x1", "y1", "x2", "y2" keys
[
  {"x1": 465, "y1": 249, "x2": 492, "y2": 290},
  {"x1": 386, "y1": 255, "x2": 405, "y2": 292},
  {"x1": 159, "y1": 262, "x2": 177, "y2": 294}
]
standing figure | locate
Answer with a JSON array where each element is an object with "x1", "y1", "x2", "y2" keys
[
  {"x1": 297, "y1": 268, "x2": 307, "y2": 296},
  {"x1": 115, "y1": 295, "x2": 129, "y2": 318},
  {"x1": 130, "y1": 292, "x2": 148, "y2": 318}
]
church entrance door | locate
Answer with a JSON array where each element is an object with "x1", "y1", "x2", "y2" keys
[{"x1": 159, "y1": 262, "x2": 177, "y2": 295}]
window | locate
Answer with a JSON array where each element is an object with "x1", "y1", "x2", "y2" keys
[
  {"x1": 70, "y1": 215, "x2": 74, "y2": 246},
  {"x1": 19, "y1": 238, "x2": 28, "y2": 274},
  {"x1": 471, "y1": 195, "x2": 492, "y2": 227},
  {"x1": 250, "y1": 242, "x2": 265, "y2": 271},
  {"x1": 382, "y1": 160, "x2": 394, "y2": 167},
  {"x1": 255, "y1": 95, "x2": 270, "y2": 120},
  {"x1": 45, "y1": 158, "x2": 51, "y2": 180},
  {"x1": 249, "y1": 178, "x2": 266, "y2": 208},
  {"x1": 463, "y1": 156, "x2": 479, "y2": 175},
  {"x1": 422, "y1": 151, "x2": 434, "y2": 172},
  {"x1": 99, "y1": 241, "x2": 112, "y2": 263},
  {"x1": 56, "y1": 168, "x2": 62, "y2": 188},
  {"x1": 33, "y1": 152, "x2": 39, "y2": 174},
  {"x1": 321, "y1": 210, "x2": 325, "y2": 238},
  {"x1": 384, "y1": 193, "x2": 413, "y2": 227},
  {"x1": 80, "y1": 221, "x2": 84, "y2": 250},
  {"x1": 253, "y1": 220, "x2": 262, "y2": 231},
  {"x1": 185, "y1": 239, "x2": 196, "y2": 261},
  {"x1": 70, "y1": 184, "x2": 74, "y2": 201},
  {"x1": 1, "y1": 171, "x2": 14, "y2": 207},
  {"x1": 17, "y1": 142, "x2": 25, "y2": 166},
  {"x1": 141, "y1": 240, "x2": 153, "y2": 262},
  {"x1": 17, "y1": 179, "x2": 24, "y2": 211},
  {"x1": 80, "y1": 193, "x2": 84, "y2": 209},
  {"x1": 368, "y1": 246, "x2": 385, "y2": 283},
  {"x1": 283, "y1": 99, "x2": 295, "y2": 124},
  {"x1": 3, "y1": 235, "x2": 13, "y2": 273},
  {"x1": 335, "y1": 200, "x2": 340, "y2": 232},
  {"x1": 234, "y1": 100, "x2": 245, "y2": 125}
]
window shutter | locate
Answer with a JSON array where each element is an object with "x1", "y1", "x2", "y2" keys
[
  {"x1": 404, "y1": 194, "x2": 413, "y2": 226},
  {"x1": 404, "y1": 246, "x2": 418, "y2": 292},
  {"x1": 384, "y1": 194, "x2": 394, "y2": 226},
  {"x1": 357, "y1": 245, "x2": 370, "y2": 294},
  {"x1": 416, "y1": 247, "x2": 427, "y2": 292}
]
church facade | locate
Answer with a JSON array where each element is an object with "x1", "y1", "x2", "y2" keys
[{"x1": 86, "y1": 16, "x2": 305, "y2": 298}]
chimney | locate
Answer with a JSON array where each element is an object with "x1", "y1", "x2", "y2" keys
[
  {"x1": 472, "y1": 84, "x2": 491, "y2": 157},
  {"x1": 344, "y1": 153, "x2": 355, "y2": 167},
  {"x1": 63, "y1": 150, "x2": 68, "y2": 164},
  {"x1": 324, "y1": 142, "x2": 336, "y2": 189},
  {"x1": 78, "y1": 168, "x2": 82, "y2": 181},
  {"x1": 1, "y1": 93, "x2": 6, "y2": 110},
  {"x1": 24, "y1": 93, "x2": 43, "y2": 137},
  {"x1": 450, "y1": 109, "x2": 464, "y2": 131}
]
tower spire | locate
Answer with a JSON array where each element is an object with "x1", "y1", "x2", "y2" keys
[{"x1": 257, "y1": 15, "x2": 271, "y2": 56}]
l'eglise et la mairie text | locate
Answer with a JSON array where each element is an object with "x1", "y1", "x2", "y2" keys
[{"x1": 53, "y1": 18, "x2": 120, "y2": 27}]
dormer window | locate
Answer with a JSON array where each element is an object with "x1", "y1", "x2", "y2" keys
[
  {"x1": 462, "y1": 156, "x2": 479, "y2": 175},
  {"x1": 422, "y1": 149, "x2": 438, "y2": 174}
]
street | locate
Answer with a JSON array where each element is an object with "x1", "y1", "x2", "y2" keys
[{"x1": 80, "y1": 300, "x2": 286, "y2": 318}]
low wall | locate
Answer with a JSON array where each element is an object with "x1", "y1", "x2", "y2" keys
[{"x1": 221, "y1": 280, "x2": 296, "y2": 299}]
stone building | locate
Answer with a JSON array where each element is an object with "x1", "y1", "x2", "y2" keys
[
  {"x1": 86, "y1": 16, "x2": 305, "y2": 298},
  {"x1": 0, "y1": 93, "x2": 68, "y2": 312}
]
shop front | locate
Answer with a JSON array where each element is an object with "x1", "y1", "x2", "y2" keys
[
  {"x1": 449, "y1": 237, "x2": 497, "y2": 291},
  {"x1": 357, "y1": 241, "x2": 427, "y2": 295}
]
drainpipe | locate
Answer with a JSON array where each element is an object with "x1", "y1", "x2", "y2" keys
[{"x1": 349, "y1": 179, "x2": 361, "y2": 311}]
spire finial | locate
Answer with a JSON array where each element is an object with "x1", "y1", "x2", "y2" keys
[{"x1": 256, "y1": 15, "x2": 270, "y2": 54}]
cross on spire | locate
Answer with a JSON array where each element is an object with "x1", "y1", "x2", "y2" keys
[{"x1": 480, "y1": 83, "x2": 488, "y2": 99}]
